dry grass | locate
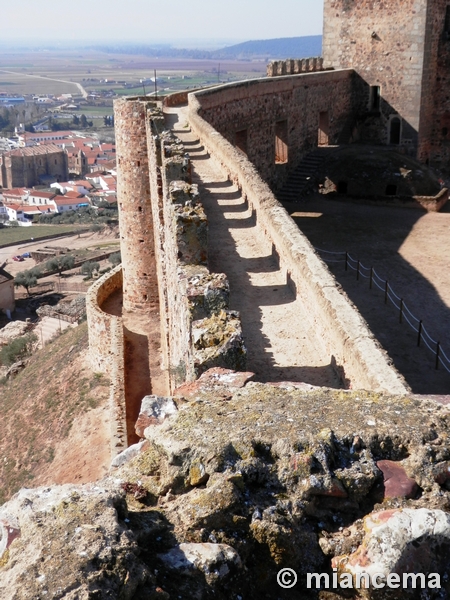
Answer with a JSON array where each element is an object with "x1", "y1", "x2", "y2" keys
[{"x1": 0, "y1": 322, "x2": 110, "y2": 505}]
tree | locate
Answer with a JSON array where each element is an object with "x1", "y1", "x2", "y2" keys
[
  {"x1": 81, "y1": 261, "x2": 100, "y2": 279},
  {"x1": 80, "y1": 114, "x2": 88, "y2": 128},
  {"x1": 109, "y1": 251, "x2": 121, "y2": 266},
  {"x1": 14, "y1": 270, "x2": 38, "y2": 296},
  {"x1": 48, "y1": 254, "x2": 75, "y2": 276},
  {"x1": 72, "y1": 114, "x2": 80, "y2": 126}
]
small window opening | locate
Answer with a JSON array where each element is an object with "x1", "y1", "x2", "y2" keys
[
  {"x1": 138, "y1": 206, "x2": 142, "y2": 212},
  {"x1": 337, "y1": 181, "x2": 348, "y2": 194},
  {"x1": 139, "y1": 239, "x2": 144, "y2": 243},
  {"x1": 370, "y1": 86, "x2": 381, "y2": 111},
  {"x1": 386, "y1": 184, "x2": 397, "y2": 196},
  {"x1": 389, "y1": 117, "x2": 401, "y2": 145},
  {"x1": 137, "y1": 160, "x2": 140, "y2": 167},
  {"x1": 443, "y1": 127, "x2": 448, "y2": 137},
  {"x1": 275, "y1": 120, "x2": 288, "y2": 164},
  {"x1": 235, "y1": 129, "x2": 248, "y2": 155},
  {"x1": 318, "y1": 111, "x2": 329, "y2": 146},
  {"x1": 143, "y1": 294, "x2": 148, "y2": 301}
]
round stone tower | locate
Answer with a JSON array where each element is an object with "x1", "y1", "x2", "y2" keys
[{"x1": 114, "y1": 97, "x2": 158, "y2": 312}]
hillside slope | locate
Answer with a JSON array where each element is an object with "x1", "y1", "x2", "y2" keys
[{"x1": 0, "y1": 321, "x2": 111, "y2": 505}]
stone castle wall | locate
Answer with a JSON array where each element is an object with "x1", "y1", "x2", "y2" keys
[
  {"x1": 194, "y1": 70, "x2": 355, "y2": 189},
  {"x1": 188, "y1": 84, "x2": 408, "y2": 394},
  {"x1": 267, "y1": 57, "x2": 325, "y2": 77},
  {"x1": 322, "y1": 0, "x2": 450, "y2": 165},
  {"x1": 115, "y1": 98, "x2": 159, "y2": 313},
  {"x1": 144, "y1": 107, "x2": 246, "y2": 390},
  {"x1": 86, "y1": 265, "x2": 127, "y2": 456}
]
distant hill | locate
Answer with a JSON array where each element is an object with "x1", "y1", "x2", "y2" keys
[
  {"x1": 212, "y1": 36, "x2": 323, "y2": 59},
  {"x1": 94, "y1": 36, "x2": 323, "y2": 61}
]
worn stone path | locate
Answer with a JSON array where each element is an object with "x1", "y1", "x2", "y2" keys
[{"x1": 165, "y1": 106, "x2": 342, "y2": 387}]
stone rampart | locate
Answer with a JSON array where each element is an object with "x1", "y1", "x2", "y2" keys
[
  {"x1": 188, "y1": 85, "x2": 408, "y2": 395},
  {"x1": 86, "y1": 265, "x2": 127, "y2": 456},
  {"x1": 144, "y1": 109, "x2": 246, "y2": 390},
  {"x1": 267, "y1": 57, "x2": 326, "y2": 77},
  {"x1": 192, "y1": 70, "x2": 355, "y2": 189}
]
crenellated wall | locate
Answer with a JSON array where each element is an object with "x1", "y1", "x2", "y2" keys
[
  {"x1": 267, "y1": 57, "x2": 326, "y2": 77},
  {"x1": 86, "y1": 266, "x2": 127, "y2": 456},
  {"x1": 188, "y1": 86, "x2": 408, "y2": 395}
]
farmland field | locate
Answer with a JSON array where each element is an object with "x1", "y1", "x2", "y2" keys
[
  {"x1": 0, "y1": 224, "x2": 85, "y2": 248},
  {"x1": 0, "y1": 50, "x2": 267, "y2": 98}
]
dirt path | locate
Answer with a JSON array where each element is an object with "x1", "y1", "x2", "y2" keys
[
  {"x1": 165, "y1": 106, "x2": 342, "y2": 388},
  {"x1": 284, "y1": 197, "x2": 450, "y2": 394}
]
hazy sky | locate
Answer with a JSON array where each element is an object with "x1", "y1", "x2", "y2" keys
[{"x1": 2, "y1": 0, "x2": 323, "y2": 44}]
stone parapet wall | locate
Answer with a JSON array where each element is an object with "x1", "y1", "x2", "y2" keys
[
  {"x1": 192, "y1": 71, "x2": 355, "y2": 189},
  {"x1": 267, "y1": 57, "x2": 325, "y2": 77},
  {"x1": 146, "y1": 114, "x2": 246, "y2": 390},
  {"x1": 188, "y1": 89, "x2": 408, "y2": 395},
  {"x1": 86, "y1": 266, "x2": 127, "y2": 456}
]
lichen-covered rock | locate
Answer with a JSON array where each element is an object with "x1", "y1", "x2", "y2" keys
[
  {"x1": 0, "y1": 484, "x2": 153, "y2": 599},
  {"x1": 2, "y1": 376, "x2": 450, "y2": 598},
  {"x1": 192, "y1": 310, "x2": 247, "y2": 375},
  {"x1": 135, "y1": 395, "x2": 178, "y2": 438},
  {"x1": 332, "y1": 508, "x2": 450, "y2": 598}
]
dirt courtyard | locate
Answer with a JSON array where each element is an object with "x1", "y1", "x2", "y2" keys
[{"x1": 284, "y1": 195, "x2": 450, "y2": 394}]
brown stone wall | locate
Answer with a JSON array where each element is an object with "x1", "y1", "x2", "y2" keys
[
  {"x1": 145, "y1": 115, "x2": 246, "y2": 391},
  {"x1": 3, "y1": 150, "x2": 68, "y2": 188},
  {"x1": 114, "y1": 97, "x2": 159, "y2": 313},
  {"x1": 322, "y1": 0, "x2": 445, "y2": 162},
  {"x1": 267, "y1": 57, "x2": 325, "y2": 77},
  {"x1": 189, "y1": 89, "x2": 408, "y2": 395},
  {"x1": 86, "y1": 266, "x2": 127, "y2": 457},
  {"x1": 427, "y1": 0, "x2": 450, "y2": 166},
  {"x1": 194, "y1": 71, "x2": 354, "y2": 189},
  {"x1": 0, "y1": 280, "x2": 15, "y2": 313}
]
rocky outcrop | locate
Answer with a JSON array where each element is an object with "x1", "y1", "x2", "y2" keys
[{"x1": 2, "y1": 373, "x2": 450, "y2": 598}]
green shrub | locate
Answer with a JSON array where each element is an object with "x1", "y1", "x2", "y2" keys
[{"x1": 0, "y1": 333, "x2": 37, "y2": 367}]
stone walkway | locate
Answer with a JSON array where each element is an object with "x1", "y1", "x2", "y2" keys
[{"x1": 165, "y1": 106, "x2": 342, "y2": 388}]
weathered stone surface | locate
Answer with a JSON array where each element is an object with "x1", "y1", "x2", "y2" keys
[
  {"x1": 0, "y1": 484, "x2": 153, "y2": 599},
  {"x1": 158, "y1": 542, "x2": 241, "y2": 583},
  {"x1": 111, "y1": 440, "x2": 148, "y2": 469},
  {"x1": 3, "y1": 383, "x2": 450, "y2": 599},
  {"x1": 377, "y1": 459, "x2": 419, "y2": 500},
  {"x1": 0, "y1": 321, "x2": 30, "y2": 346},
  {"x1": 192, "y1": 310, "x2": 247, "y2": 375},
  {"x1": 135, "y1": 395, "x2": 178, "y2": 438},
  {"x1": 173, "y1": 366, "x2": 254, "y2": 400},
  {"x1": 332, "y1": 508, "x2": 450, "y2": 598}
]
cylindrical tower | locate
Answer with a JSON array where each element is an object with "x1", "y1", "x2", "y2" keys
[{"x1": 114, "y1": 97, "x2": 158, "y2": 312}]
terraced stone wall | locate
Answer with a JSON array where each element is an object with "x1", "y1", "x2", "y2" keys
[{"x1": 188, "y1": 83, "x2": 408, "y2": 395}]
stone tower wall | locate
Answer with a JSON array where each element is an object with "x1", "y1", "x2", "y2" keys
[
  {"x1": 322, "y1": 0, "x2": 450, "y2": 164},
  {"x1": 114, "y1": 98, "x2": 159, "y2": 312}
]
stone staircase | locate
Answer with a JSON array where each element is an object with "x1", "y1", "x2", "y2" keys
[
  {"x1": 35, "y1": 316, "x2": 76, "y2": 348},
  {"x1": 276, "y1": 147, "x2": 333, "y2": 203}
]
